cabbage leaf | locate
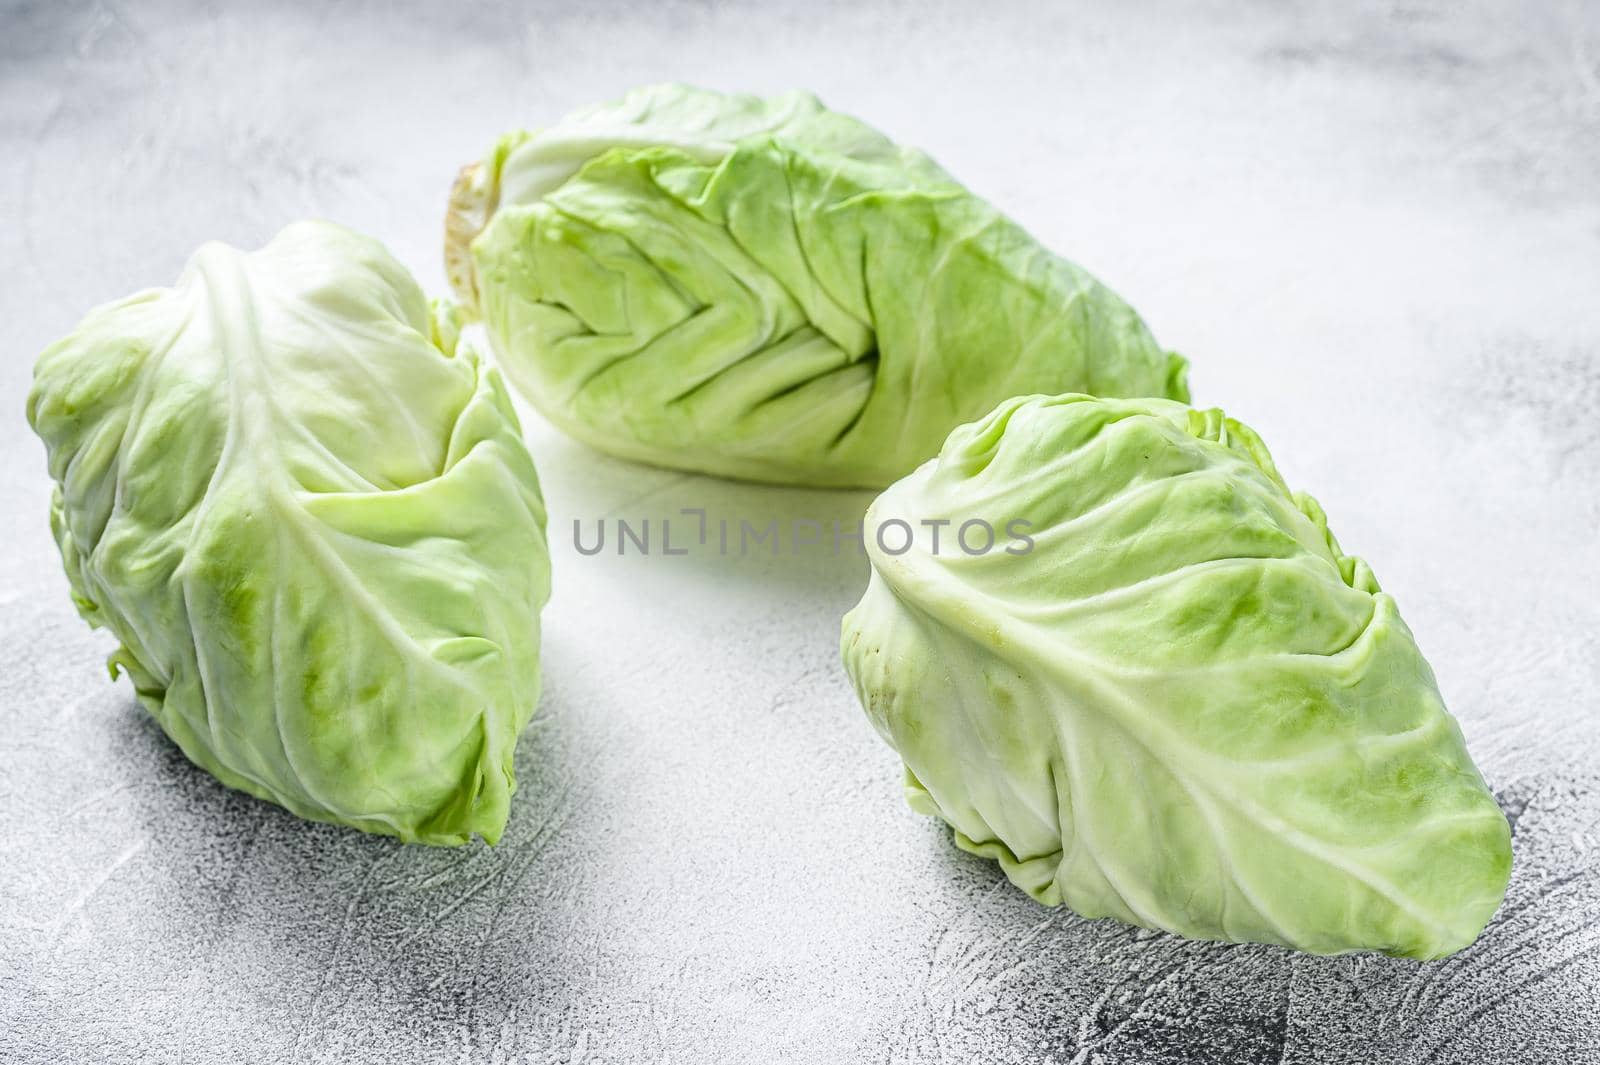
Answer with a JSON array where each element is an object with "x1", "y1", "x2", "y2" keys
[
  {"x1": 841, "y1": 394, "x2": 1511, "y2": 958},
  {"x1": 447, "y1": 84, "x2": 1189, "y2": 487},
  {"x1": 27, "y1": 221, "x2": 551, "y2": 845}
]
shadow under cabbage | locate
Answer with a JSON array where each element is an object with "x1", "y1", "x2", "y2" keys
[
  {"x1": 892, "y1": 773, "x2": 1590, "y2": 1065},
  {"x1": 109, "y1": 684, "x2": 612, "y2": 1053}
]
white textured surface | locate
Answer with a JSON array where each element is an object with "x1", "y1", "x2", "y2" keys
[{"x1": 3, "y1": 1, "x2": 1599, "y2": 1062}]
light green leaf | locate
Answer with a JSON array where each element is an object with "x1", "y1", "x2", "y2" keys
[
  {"x1": 450, "y1": 84, "x2": 1189, "y2": 487},
  {"x1": 27, "y1": 221, "x2": 551, "y2": 845},
  {"x1": 841, "y1": 394, "x2": 1510, "y2": 958}
]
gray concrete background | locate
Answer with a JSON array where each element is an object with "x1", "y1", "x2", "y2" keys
[{"x1": 2, "y1": 1, "x2": 1598, "y2": 1062}]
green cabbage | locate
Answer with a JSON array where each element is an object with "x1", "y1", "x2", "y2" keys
[
  {"x1": 841, "y1": 394, "x2": 1511, "y2": 958},
  {"x1": 27, "y1": 221, "x2": 551, "y2": 845},
  {"x1": 446, "y1": 84, "x2": 1189, "y2": 488}
]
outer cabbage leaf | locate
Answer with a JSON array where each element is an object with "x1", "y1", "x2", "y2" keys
[
  {"x1": 27, "y1": 221, "x2": 551, "y2": 845},
  {"x1": 447, "y1": 83, "x2": 1189, "y2": 488},
  {"x1": 840, "y1": 394, "x2": 1511, "y2": 958}
]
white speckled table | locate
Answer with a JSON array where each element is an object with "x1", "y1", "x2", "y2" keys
[{"x1": 3, "y1": 1, "x2": 1598, "y2": 1062}]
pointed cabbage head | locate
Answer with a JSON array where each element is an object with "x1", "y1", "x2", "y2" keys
[
  {"x1": 446, "y1": 83, "x2": 1189, "y2": 487},
  {"x1": 27, "y1": 221, "x2": 551, "y2": 845},
  {"x1": 841, "y1": 393, "x2": 1511, "y2": 958}
]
